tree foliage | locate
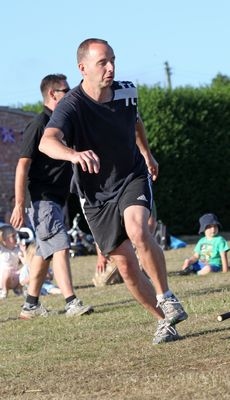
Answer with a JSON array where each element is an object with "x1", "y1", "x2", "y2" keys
[
  {"x1": 211, "y1": 73, "x2": 230, "y2": 88},
  {"x1": 138, "y1": 85, "x2": 230, "y2": 234},
  {"x1": 21, "y1": 101, "x2": 43, "y2": 113}
]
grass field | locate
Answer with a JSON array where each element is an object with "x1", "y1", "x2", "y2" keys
[{"x1": 0, "y1": 235, "x2": 230, "y2": 400}]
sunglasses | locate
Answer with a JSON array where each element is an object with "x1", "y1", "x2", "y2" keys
[{"x1": 54, "y1": 88, "x2": 70, "y2": 93}]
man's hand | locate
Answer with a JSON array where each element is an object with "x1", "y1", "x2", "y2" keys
[
  {"x1": 71, "y1": 150, "x2": 100, "y2": 174},
  {"x1": 10, "y1": 205, "x2": 25, "y2": 229},
  {"x1": 146, "y1": 155, "x2": 159, "y2": 181},
  {"x1": 96, "y1": 253, "x2": 108, "y2": 273}
]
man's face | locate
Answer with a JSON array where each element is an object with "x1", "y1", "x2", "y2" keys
[
  {"x1": 79, "y1": 43, "x2": 115, "y2": 89},
  {"x1": 53, "y1": 80, "x2": 70, "y2": 102}
]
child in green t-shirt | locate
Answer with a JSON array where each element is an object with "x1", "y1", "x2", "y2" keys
[{"x1": 180, "y1": 213, "x2": 229, "y2": 276}]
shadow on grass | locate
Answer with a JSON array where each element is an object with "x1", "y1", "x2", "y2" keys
[
  {"x1": 0, "y1": 298, "x2": 136, "y2": 323},
  {"x1": 93, "y1": 298, "x2": 135, "y2": 314},
  {"x1": 180, "y1": 324, "x2": 230, "y2": 342},
  {"x1": 74, "y1": 282, "x2": 124, "y2": 290},
  {"x1": 0, "y1": 315, "x2": 19, "y2": 323},
  {"x1": 168, "y1": 271, "x2": 191, "y2": 277},
  {"x1": 182, "y1": 286, "x2": 230, "y2": 297},
  {"x1": 74, "y1": 284, "x2": 95, "y2": 289},
  {"x1": 188, "y1": 286, "x2": 230, "y2": 296}
]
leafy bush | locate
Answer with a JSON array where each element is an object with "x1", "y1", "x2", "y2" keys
[
  {"x1": 21, "y1": 101, "x2": 43, "y2": 113},
  {"x1": 138, "y1": 85, "x2": 230, "y2": 234}
]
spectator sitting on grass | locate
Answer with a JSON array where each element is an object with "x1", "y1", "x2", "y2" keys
[
  {"x1": 179, "y1": 213, "x2": 229, "y2": 276},
  {"x1": 0, "y1": 224, "x2": 23, "y2": 299}
]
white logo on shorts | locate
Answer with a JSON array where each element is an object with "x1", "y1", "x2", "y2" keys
[{"x1": 137, "y1": 194, "x2": 148, "y2": 202}]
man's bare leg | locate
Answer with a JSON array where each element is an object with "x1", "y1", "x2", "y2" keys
[
  {"x1": 124, "y1": 205, "x2": 169, "y2": 295},
  {"x1": 123, "y1": 205, "x2": 188, "y2": 326},
  {"x1": 52, "y1": 248, "x2": 75, "y2": 298},
  {"x1": 110, "y1": 239, "x2": 164, "y2": 319},
  {"x1": 110, "y1": 240, "x2": 182, "y2": 344},
  {"x1": 27, "y1": 255, "x2": 49, "y2": 297}
]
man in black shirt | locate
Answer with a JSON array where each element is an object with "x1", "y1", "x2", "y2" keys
[
  {"x1": 11, "y1": 74, "x2": 93, "y2": 319},
  {"x1": 39, "y1": 39, "x2": 188, "y2": 344}
]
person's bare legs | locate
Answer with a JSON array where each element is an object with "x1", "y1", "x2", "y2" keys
[
  {"x1": 27, "y1": 255, "x2": 50, "y2": 297},
  {"x1": 123, "y1": 205, "x2": 188, "y2": 326},
  {"x1": 1, "y1": 270, "x2": 20, "y2": 297},
  {"x1": 52, "y1": 248, "x2": 75, "y2": 298},
  {"x1": 197, "y1": 265, "x2": 211, "y2": 275},
  {"x1": 22, "y1": 248, "x2": 93, "y2": 318},
  {"x1": 110, "y1": 239, "x2": 164, "y2": 319},
  {"x1": 26, "y1": 250, "x2": 74, "y2": 298},
  {"x1": 124, "y1": 205, "x2": 169, "y2": 295},
  {"x1": 109, "y1": 240, "x2": 182, "y2": 345},
  {"x1": 52, "y1": 247, "x2": 93, "y2": 315}
]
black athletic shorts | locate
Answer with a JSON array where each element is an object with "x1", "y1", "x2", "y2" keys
[{"x1": 84, "y1": 175, "x2": 153, "y2": 255}]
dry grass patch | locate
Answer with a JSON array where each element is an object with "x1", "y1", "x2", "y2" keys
[{"x1": 0, "y1": 238, "x2": 230, "y2": 399}]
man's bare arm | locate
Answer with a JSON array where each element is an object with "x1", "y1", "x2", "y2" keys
[
  {"x1": 135, "y1": 117, "x2": 159, "y2": 181},
  {"x1": 39, "y1": 127, "x2": 100, "y2": 174},
  {"x1": 10, "y1": 157, "x2": 31, "y2": 229}
]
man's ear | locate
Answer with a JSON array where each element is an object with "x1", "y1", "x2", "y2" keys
[
  {"x1": 49, "y1": 88, "x2": 57, "y2": 101},
  {"x1": 78, "y1": 62, "x2": 86, "y2": 75}
]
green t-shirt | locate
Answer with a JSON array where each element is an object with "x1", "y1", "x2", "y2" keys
[{"x1": 194, "y1": 235, "x2": 229, "y2": 267}]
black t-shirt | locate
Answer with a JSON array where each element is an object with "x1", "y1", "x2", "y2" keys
[
  {"x1": 20, "y1": 106, "x2": 72, "y2": 206},
  {"x1": 47, "y1": 81, "x2": 147, "y2": 208}
]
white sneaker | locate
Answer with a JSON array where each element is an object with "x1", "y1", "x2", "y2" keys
[
  {"x1": 65, "y1": 298, "x2": 94, "y2": 317},
  {"x1": 153, "y1": 319, "x2": 180, "y2": 345},
  {"x1": 158, "y1": 294, "x2": 188, "y2": 325},
  {"x1": 20, "y1": 302, "x2": 48, "y2": 320},
  {"x1": 0, "y1": 290, "x2": 7, "y2": 299}
]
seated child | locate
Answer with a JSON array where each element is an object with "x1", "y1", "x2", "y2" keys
[
  {"x1": 0, "y1": 224, "x2": 23, "y2": 299},
  {"x1": 19, "y1": 242, "x2": 61, "y2": 296},
  {"x1": 180, "y1": 213, "x2": 229, "y2": 276}
]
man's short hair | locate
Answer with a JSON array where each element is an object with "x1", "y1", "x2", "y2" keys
[
  {"x1": 77, "y1": 38, "x2": 109, "y2": 63},
  {"x1": 40, "y1": 74, "x2": 67, "y2": 97}
]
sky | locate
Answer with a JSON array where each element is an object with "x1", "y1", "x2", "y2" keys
[{"x1": 0, "y1": 0, "x2": 229, "y2": 107}]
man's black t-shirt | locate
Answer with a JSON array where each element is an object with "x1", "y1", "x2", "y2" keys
[
  {"x1": 47, "y1": 81, "x2": 147, "y2": 208},
  {"x1": 20, "y1": 106, "x2": 72, "y2": 206}
]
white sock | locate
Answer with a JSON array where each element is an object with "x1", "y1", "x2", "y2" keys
[{"x1": 156, "y1": 290, "x2": 173, "y2": 302}]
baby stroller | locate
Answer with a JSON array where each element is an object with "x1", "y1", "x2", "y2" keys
[
  {"x1": 17, "y1": 226, "x2": 35, "y2": 245},
  {"x1": 67, "y1": 213, "x2": 96, "y2": 257}
]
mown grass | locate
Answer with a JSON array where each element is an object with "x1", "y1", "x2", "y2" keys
[{"x1": 0, "y1": 236, "x2": 230, "y2": 400}]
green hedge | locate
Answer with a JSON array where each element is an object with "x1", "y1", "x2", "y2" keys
[{"x1": 138, "y1": 85, "x2": 230, "y2": 234}]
